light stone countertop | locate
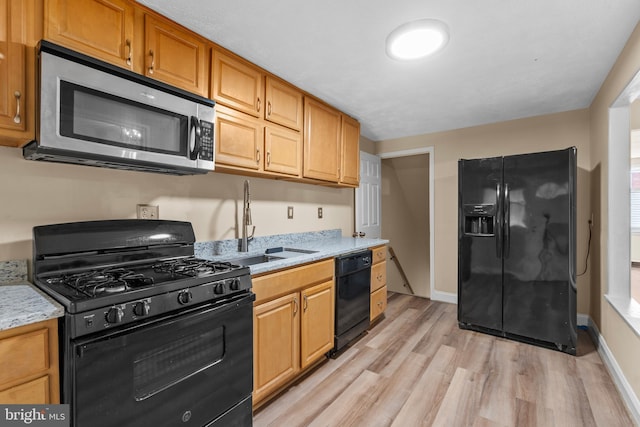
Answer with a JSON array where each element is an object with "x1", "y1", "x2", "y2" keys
[
  {"x1": 195, "y1": 229, "x2": 389, "y2": 275},
  {"x1": 0, "y1": 260, "x2": 64, "y2": 332}
]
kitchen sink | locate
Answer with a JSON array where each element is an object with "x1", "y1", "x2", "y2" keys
[
  {"x1": 229, "y1": 254, "x2": 284, "y2": 266},
  {"x1": 229, "y1": 247, "x2": 319, "y2": 267}
]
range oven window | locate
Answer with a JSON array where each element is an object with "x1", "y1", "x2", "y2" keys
[
  {"x1": 133, "y1": 325, "x2": 224, "y2": 401},
  {"x1": 59, "y1": 81, "x2": 188, "y2": 155}
]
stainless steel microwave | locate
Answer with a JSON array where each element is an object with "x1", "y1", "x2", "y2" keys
[{"x1": 23, "y1": 41, "x2": 215, "y2": 175}]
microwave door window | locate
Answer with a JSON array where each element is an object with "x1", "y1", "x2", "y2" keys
[{"x1": 59, "y1": 81, "x2": 187, "y2": 156}]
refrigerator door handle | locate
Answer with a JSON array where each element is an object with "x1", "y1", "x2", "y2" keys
[
  {"x1": 504, "y1": 183, "x2": 511, "y2": 259},
  {"x1": 495, "y1": 183, "x2": 503, "y2": 258}
]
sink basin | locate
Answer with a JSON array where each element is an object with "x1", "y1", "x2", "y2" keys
[
  {"x1": 229, "y1": 254, "x2": 284, "y2": 266},
  {"x1": 264, "y1": 247, "x2": 319, "y2": 258}
]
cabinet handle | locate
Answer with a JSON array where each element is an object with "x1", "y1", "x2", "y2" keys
[
  {"x1": 13, "y1": 91, "x2": 21, "y2": 124},
  {"x1": 125, "y1": 39, "x2": 132, "y2": 66},
  {"x1": 148, "y1": 49, "x2": 155, "y2": 74},
  {"x1": 266, "y1": 151, "x2": 271, "y2": 166},
  {"x1": 256, "y1": 149, "x2": 261, "y2": 164},
  {"x1": 377, "y1": 274, "x2": 383, "y2": 281},
  {"x1": 303, "y1": 295, "x2": 308, "y2": 311},
  {"x1": 267, "y1": 101, "x2": 272, "y2": 117},
  {"x1": 293, "y1": 298, "x2": 298, "y2": 315},
  {"x1": 257, "y1": 97, "x2": 261, "y2": 112}
]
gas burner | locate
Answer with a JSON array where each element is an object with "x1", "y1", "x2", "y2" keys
[
  {"x1": 46, "y1": 267, "x2": 154, "y2": 297},
  {"x1": 153, "y1": 258, "x2": 235, "y2": 277}
]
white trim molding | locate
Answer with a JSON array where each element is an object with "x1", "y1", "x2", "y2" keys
[
  {"x1": 586, "y1": 315, "x2": 640, "y2": 425},
  {"x1": 378, "y1": 146, "x2": 436, "y2": 301}
]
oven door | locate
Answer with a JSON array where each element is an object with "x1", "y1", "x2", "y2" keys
[{"x1": 70, "y1": 293, "x2": 253, "y2": 427}]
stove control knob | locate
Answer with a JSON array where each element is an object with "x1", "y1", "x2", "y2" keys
[
  {"x1": 229, "y1": 278, "x2": 240, "y2": 291},
  {"x1": 214, "y1": 282, "x2": 226, "y2": 295},
  {"x1": 133, "y1": 300, "x2": 150, "y2": 316},
  {"x1": 178, "y1": 290, "x2": 192, "y2": 305},
  {"x1": 106, "y1": 306, "x2": 124, "y2": 324}
]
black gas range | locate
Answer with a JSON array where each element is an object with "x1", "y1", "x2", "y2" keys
[{"x1": 32, "y1": 219, "x2": 254, "y2": 427}]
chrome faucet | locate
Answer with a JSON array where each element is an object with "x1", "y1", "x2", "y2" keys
[{"x1": 240, "y1": 180, "x2": 255, "y2": 252}]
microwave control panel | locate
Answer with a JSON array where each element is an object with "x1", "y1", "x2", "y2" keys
[{"x1": 200, "y1": 120, "x2": 214, "y2": 161}]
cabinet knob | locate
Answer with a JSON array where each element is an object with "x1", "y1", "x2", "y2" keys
[
  {"x1": 125, "y1": 39, "x2": 132, "y2": 66},
  {"x1": 13, "y1": 91, "x2": 21, "y2": 124},
  {"x1": 148, "y1": 49, "x2": 155, "y2": 74}
]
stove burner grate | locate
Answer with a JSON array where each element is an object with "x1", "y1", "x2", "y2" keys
[
  {"x1": 152, "y1": 258, "x2": 236, "y2": 277},
  {"x1": 46, "y1": 267, "x2": 154, "y2": 297}
]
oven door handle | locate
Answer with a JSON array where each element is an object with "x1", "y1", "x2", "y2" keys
[{"x1": 189, "y1": 116, "x2": 202, "y2": 160}]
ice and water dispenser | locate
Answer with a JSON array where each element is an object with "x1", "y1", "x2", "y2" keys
[{"x1": 463, "y1": 204, "x2": 495, "y2": 235}]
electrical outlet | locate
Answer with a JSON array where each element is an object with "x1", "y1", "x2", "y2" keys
[
  {"x1": 318, "y1": 207, "x2": 323, "y2": 219},
  {"x1": 287, "y1": 206, "x2": 294, "y2": 219},
  {"x1": 137, "y1": 204, "x2": 159, "y2": 220}
]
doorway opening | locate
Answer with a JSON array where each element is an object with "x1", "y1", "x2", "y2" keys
[{"x1": 379, "y1": 147, "x2": 434, "y2": 299}]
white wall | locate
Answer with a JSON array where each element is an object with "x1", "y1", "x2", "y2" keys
[{"x1": 0, "y1": 146, "x2": 354, "y2": 264}]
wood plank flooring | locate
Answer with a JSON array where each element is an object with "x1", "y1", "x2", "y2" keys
[{"x1": 253, "y1": 293, "x2": 635, "y2": 427}]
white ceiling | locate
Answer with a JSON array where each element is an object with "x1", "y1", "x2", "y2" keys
[{"x1": 139, "y1": 0, "x2": 640, "y2": 142}]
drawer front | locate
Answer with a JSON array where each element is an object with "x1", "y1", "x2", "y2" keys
[
  {"x1": 370, "y1": 285, "x2": 387, "y2": 322},
  {"x1": 0, "y1": 328, "x2": 49, "y2": 386},
  {"x1": 371, "y1": 261, "x2": 386, "y2": 292},
  {"x1": 0, "y1": 375, "x2": 50, "y2": 404},
  {"x1": 371, "y1": 245, "x2": 387, "y2": 264},
  {"x1": 253, "y1": 259, "x2": 334, "y2": 303}
]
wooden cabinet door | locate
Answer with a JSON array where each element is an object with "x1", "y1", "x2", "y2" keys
[
  {"x1": 371, "y1": 285, "x2": 387, "y2": 322},
  {"x1": 265, "y1": 125, "x2": 301, "y2": 176},
  {"x1": 300, "y1": 280, "x2": 334, "y2": 369},
  {"x1": 253, "y1": 293, "x2": 300, "y2": 404},
  {"x1": 215, "y1": 105, "x2": 262, "y2": 170},
  {"x1": 45, "y1": 0, "x2": 135, "y2": 70},
  {"x1": 340, "y1": 114, "x2": 360, "y2": 186},
  {"x1": 144, "y1": 14, "x2": 208, "y2": 97},
  {"x1": 371, "y1": 260, "x2": 386, "y2": 292},
  {"x1": 0, "y1": 0, "x2": 29, "y2": 145},
  {"x1": 265, "y1": 77, "x2": 303, "y2": 131},
  {"x1": 212, "y1": 50, "x2": 264, "y2": 117},
  {"x1": 303, "y1": 97, "x2": 341, "y2": 182}
]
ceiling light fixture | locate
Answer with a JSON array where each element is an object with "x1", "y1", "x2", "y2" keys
[{"x1": 386, "y1": 19, "x2": 450, "y2": 60}]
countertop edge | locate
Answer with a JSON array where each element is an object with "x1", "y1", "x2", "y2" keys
[
  {"x1": 198, "y1": 237, "x2": 389, "y2": 275},
  {"x1": 0, "y1": 282, "x2": 65, "y2": 332}
]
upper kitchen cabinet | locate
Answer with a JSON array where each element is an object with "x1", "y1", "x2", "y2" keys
[
  {"x1": 340, "y1": 114, "x2": 360, "y2": 186},
  {"x1": 45, "y1": 0, "x2": 135, "y2": 71},
  {"x1": 144, "y1": 13, "x2": 209, "y2": 98},
  {"x1": 212, "y1": 50, "x2": 264, "y2": 117},
  {"x1": 303, "y1": 97, "x2": 341, "y2": 183},
  {"x1": 265, "y1": 76, "x2": 303, "y2": 131},
  {"x1": 0, "y1": 0, "x2": 40, "y2": 147},
  {"x1": 215, "y1": 104, "x2": 302, "y2": 177},
  {"x1": 212, "y1": 50, "x2": 303, "y2": 131}
]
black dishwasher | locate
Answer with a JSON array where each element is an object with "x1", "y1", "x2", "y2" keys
[{"x1": 334, "y1": 250, "x2": 372, "y2": 354}]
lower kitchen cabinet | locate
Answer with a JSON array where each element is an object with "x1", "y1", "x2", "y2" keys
[
  {"x1": 0, "y1": 318, "x2": 60, "y2": 404},
  {"x1": 252, "y1": 259, "x2": 334, "y2": 406},
  {"x1": 253, "y1": 293, "x2": 300, "y2": 404},
  {"x1": 370, "y1": 245, "x2": 388, "y2": 323},
  {"x1": 300, "y1": 280, "x2": 334, "y2": 369}
]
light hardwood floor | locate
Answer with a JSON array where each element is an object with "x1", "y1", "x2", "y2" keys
[{"x1": 253, "y1": 293, "x2": 635, "y2": 427}]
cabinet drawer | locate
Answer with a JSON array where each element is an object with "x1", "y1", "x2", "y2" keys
[
  {"x1": 253, "y1": 259, "x2": 334, "y2": 303},
  {"x1": 0, "y1": 375, "x2": 50, "y2": 404},
  {"x1": 371, "y1": 245, "x2": 387, "y2": 264},
  {"x1": 0, "y1": 328, "x2": 49, "y2": 386},
  {"x1": 370, "y1": 285, "x2": 387, "y2": 322},
  {"x1": 371, "y1": 261, "x2": 386, "y2": 292}
]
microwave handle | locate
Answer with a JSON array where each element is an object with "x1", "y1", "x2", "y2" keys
[{"x1": 189, "y1": 116, "x2": 202, "y2": 160}]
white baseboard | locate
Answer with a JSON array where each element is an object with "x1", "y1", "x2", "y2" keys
[
  {"x1": 430, "y1": 289, "x2": 457, "y2": 304},
  {"x1": 586, "y1": 316, "x2": 640, "y2": 425}
]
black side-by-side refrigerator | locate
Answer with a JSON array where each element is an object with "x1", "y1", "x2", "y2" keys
[{"x1": 458, "y1": 147, "x2": 577, "y2": 354}]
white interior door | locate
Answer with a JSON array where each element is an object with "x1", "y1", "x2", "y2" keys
[{"x1": 355, "y1": 151, "x2": 381, "y2": 238}]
